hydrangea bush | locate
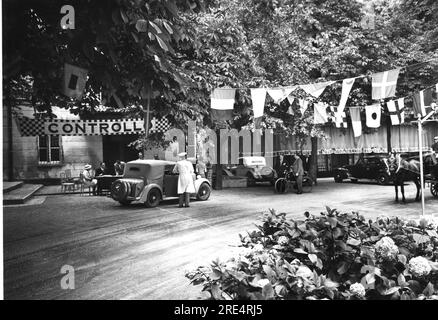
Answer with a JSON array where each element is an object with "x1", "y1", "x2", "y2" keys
[{"x1": 186, "y1": 208, "x2": 438, "y2": 300}]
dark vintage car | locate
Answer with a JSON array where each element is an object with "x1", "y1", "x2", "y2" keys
[
  {"x1": 333, "y1": 155, "x2": 391, "y2": 185},
  {"x1": 110, "y1": 160, "x2": 212, "y2": 207},
  {"x1": 233, "y1": 156, "x2": 278, "y2": 186}
]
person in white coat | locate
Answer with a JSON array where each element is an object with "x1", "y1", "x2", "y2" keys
[{"x1": 173, "y1": 152, "x2": 195, "y2": 207}]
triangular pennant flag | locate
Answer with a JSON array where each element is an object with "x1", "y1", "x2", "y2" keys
[
  {"x1": 413, "y1": 87, "x2": 433, "y2": 118},
  {"x1": 365, "y1": 104, "x2": 381, "y2": 128},
  {"x1": 349, "y1": 107, "x2": 362, "y2": 137},
  {"x1": 299, "y1": 81, "x2": 335, "y2": 98},
  {"x1": 286, "y1": 95, "x2": 295, "y2": 105},
  {"x1": 387, "y1": 98, "x2": 405, "y2": 125},
  {"x1": 299, "y1": 99, "x2": 309, "y2": 114},
  {"x1": 63, "y1": 63, "x2": 88, "y2": 100},
  {"x1": 210, "y1": 88, "x2": 236, "y2": 121},
  {"x1": 314, "y1": 102, "x2": 328, "y2": 124},
  {"x1": 267, "y1": 87, "x2": 294, "y2": 104},
  {"x1": 251, "y1": 88, "x2": 267, "y2": 119},
  {"x1": 338, "y1": 78, "x2": 356, "y2": 113},
  {"x1": 371, "y1": 68, "x2": 400, "y2": 100}
]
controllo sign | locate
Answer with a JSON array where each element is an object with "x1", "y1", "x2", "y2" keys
[{"x1": 44, "y1": 119, "x2": 144, "y2": 135}]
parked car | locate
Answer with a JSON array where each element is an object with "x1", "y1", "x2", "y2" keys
[
  {"x1": 110, "y1": 160, "x2": 212, "y2": 207},
  {"x1": 333, "y1": 155, "x2": 391, "y2": 185},
  {"x1": 233, "y1": 156, "x2": 277, "y2": 186}
]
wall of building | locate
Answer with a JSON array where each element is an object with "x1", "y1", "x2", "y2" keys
[{"x1": 4, "y1": 106, "x2": 103, "y2": 181}]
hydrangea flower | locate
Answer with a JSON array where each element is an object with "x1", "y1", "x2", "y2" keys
[
  {"x1": 349, "y1": 283, "x2": 366, "y2": 298},
  {"x1": 374, "y1": 236, "x2": 399, "y2": 260},
  {"x1": 253, "y1": 243, "x2": 265, "y2": 252},
  {"x1": 418, "y1": 216, "x2": 438, "y2": 230},
  {"x1": 408, "y1": 256, "x2": 432, "y2": 277},
  {"x1": 277, "y1": 236, "x2": 289, "y2": 246},
  {"x1": 257, "y1": 278, "x2": 270, "y2": 287}
]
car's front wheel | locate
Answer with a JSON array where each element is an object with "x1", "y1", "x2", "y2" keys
[
  {"x1": 377, "y1": 174, "x2": 389, "y2": 185},
  {"x1": 145, "y1": 188, "x2": 161, "y2": 208},
  {"x1": 334, "y1": 173, "x2": 343, "y2": 183},
  {"x1": 196, "y1": 182, "x2": 211, "y2": 201}
]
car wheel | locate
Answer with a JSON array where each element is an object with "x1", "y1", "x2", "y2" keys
[
  {"x1": 274, "y1": 178, "x2": 288, "y2": 194},
  {"x1": 111, "y1": 180, "x2": 131, "y2": 201},
  {"x1": 377, "y1": 174, "x2": 389, "y2": 185},
  {"x1": 302, "y1": 177, "x2": 313, "y2": 193},
  {"x1": 431, "y1": 183, "x2": 438, "y2": 198},
  {"x1": 119, "y1": 200, "x2": 132, "y2": 206},
  {"x1": 196, "y1": 182, "x2": 211, "y2": 201},
  {"x1": 145, "y1": 188, "x2": 161, "y2": 208},
  {"x1": 334, "y1": 173, "x2": 343, "y2": 183}
]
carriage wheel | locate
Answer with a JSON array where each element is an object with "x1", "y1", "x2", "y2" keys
[
  {"x1": 302, "y1": 177, "x2": 313, "y2": 193},
  {"x1": 275, "y1": 178, "x2": 288, "y2": 194},
  {"x1": 431, "y1": 183, "x2": 438, "y2": 198}
]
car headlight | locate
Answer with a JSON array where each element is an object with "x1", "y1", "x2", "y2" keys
[{"x1": 196, "y1": 175, "x2": 201, "y2": 179}]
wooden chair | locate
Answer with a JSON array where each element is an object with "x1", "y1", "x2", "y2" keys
[{"x1": 60, "y1": 172, "x2": 75, "y2": 193}]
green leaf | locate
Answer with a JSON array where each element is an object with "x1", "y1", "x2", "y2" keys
[
  {"x1": 149, "y1": 21, "x2": 162, "y2": 34},
  {"x1": 397, "y1": 254, "x2": 407, "y2": 265},
  {"x1": 156, "y1": 36, "x2": 169, "y2": 51},
  {"x1": 382, "y1": 286, "x2": 400, "y2": 295},
  {"x1": 163, "y1": 20, "x2": 173, "y2": 34},
  {"x1": 262, "y1": 283, "x2": 274, "y2": 299},
  {"x1": 328, "y1": 217, "x2": 337, "y2": 228},
  {"x1": 210, "y1": 284, "x2": 224, "y2": 300},
  {"x1": 308, "y1": 253, "x2": 318, "y2": 264},
  {"x1": 135, "y1": 19, "x2": 148, "y2": 32},
  {"x1": 294, "y1": 248, "x2": 307, "y2": 254},
  {"x1": 262, "y1": 265, "x2": 276, "y2": 282}
]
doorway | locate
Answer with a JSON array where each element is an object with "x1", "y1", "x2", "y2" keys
[{"x1": 102, "y1": 134, "x2": 139, "y2": 174}]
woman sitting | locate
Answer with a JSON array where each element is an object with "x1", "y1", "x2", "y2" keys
[{"x1": 82, "y1": 164, "x2": 98, "y2": 195}]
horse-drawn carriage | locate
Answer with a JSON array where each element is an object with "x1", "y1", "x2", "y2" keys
[
  {"x1": 423, "y1": 157, "x2": 438, "y2": 198},
  {"x1": 386, "y1": 152, "x2": 438, "y2": 202}
]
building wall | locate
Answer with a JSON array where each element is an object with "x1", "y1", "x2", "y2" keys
[
  {"x1": 9, "y1": 118, "x2": 103, "y2": 180},
  {"x1": 4, "y1": 106, "x2": 103, "y2": 181}
]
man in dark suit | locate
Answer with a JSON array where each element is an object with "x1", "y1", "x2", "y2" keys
[{"x1": 292, "y1": 153, "x2": 304, "y2": 194}]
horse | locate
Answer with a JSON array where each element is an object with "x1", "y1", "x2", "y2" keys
[{"x1": 384, "y1": 155, "x2": 421, "y2": 203}]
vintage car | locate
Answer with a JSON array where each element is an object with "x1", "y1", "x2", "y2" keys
[
  {"x1": 110, "y1": 160, "x2": 212, "y2": 207},
  {"x1": 333, "y1": 155, "x2": 391, "y2": 185},
  {"x1": 233, "y1": 156, "x2": 277, "y2": 186}
]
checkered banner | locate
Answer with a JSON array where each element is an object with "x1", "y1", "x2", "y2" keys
[
  {"x1": 16, "y1": 117, "x2": 146, "y2": 136},
  {"x1": 149, "y1": 117, "x2": 170, "y2": 134},
  {"x1": 16, "y1": 117, "x2": 173, "y2": 136}
]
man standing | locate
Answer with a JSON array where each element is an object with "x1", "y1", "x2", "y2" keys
[
  {"x1": 292, "y1": 153, "x2": 304, "y2": 194},
  {"x1": 138, "y1": 152, "x2": 144, "y2": 160},
  {"x1": 82, "y1": 164, "x2": 97, "y2": 195},
  {"x1": 432, "y1": 136, "x2": 438, "y2": 165},
  {"x1": 173, "y1": 152, "x2": 196, "y2": 208}
]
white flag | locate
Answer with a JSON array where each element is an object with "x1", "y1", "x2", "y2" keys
[
  {"x1": 338, "y1": 78, "x2": 356, "y2": 113},
  {"x1": 350, "y1": 107, "x2": 362, "y2": 137},
  {"x1": 267, "y1": 87, "x2": 295, "y2": 104},
  {"x1": 251, "y1": 89, "x2": 267, "y2": 119},
  {"x1": 387, "y1": 98, "x2": 405, "y2": 125},
  {"x1": 314, "y1": 102, "x2": 328, "y2": 124},
  {"x1": 365, "y1": 104, "x2": 381, "y2": 128},
  {"x1": 299, "y1": 99, "x2": 309, "y2": 114},
  {"x1": 299, "y1": 81, "x2": 335, "y2": 98}
]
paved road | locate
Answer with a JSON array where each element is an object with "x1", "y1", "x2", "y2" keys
[{"x1": 3, "y1": 178, "x2": 438, "y2": 300}]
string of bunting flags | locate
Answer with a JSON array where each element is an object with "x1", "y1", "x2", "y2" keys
[{"x1": 210, "y1": 59, "x2": 438, "y2": 137}]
